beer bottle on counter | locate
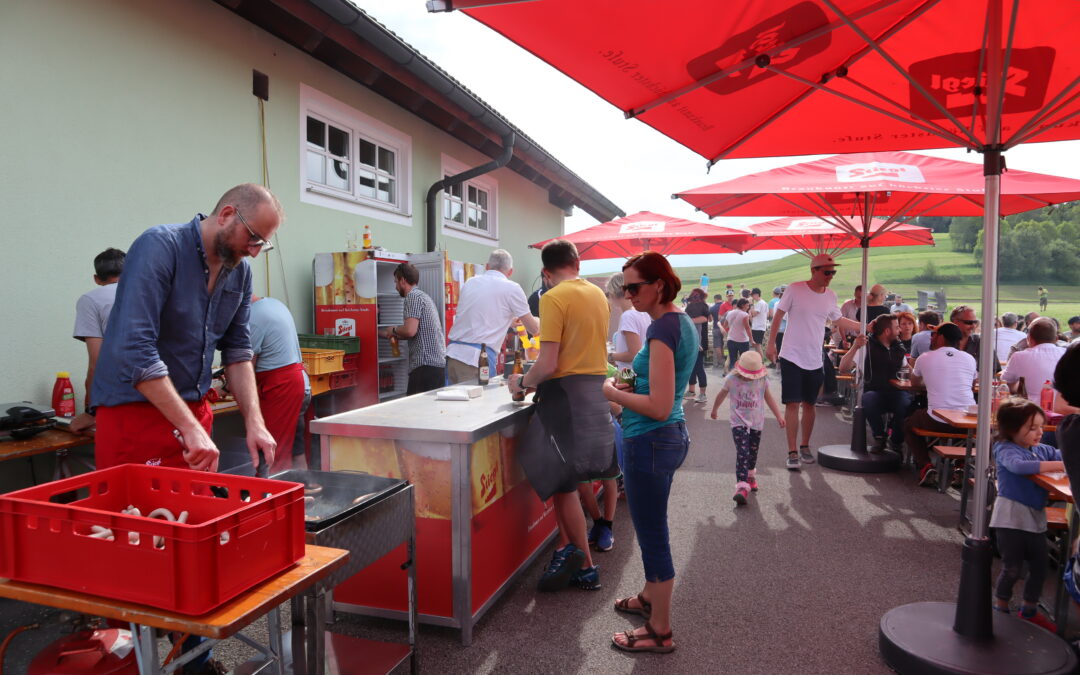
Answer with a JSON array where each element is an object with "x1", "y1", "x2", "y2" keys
[
  {"x1": 511, "y1": 346, "x2": 525, "y2": 403},
  {"x1": 478, "y1": 343, "x2": 490, "y2": 385}
]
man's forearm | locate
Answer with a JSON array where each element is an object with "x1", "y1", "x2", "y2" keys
[
  {"x1": 224, "y1": 361, "x2": 266, "y2": 430},
  {"x1": 134, "y1": 376, "x2": 204, "y2": 434}
]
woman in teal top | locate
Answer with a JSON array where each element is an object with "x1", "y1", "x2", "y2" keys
[{"x1": 603, "y1": 251, "x2": 697, "y2": 654}]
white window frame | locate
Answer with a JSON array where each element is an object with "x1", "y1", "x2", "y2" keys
[
  {"x1": 440, "y1": 154, "x2": 499, "y2": 245},
  {"x1": 299, "y1": 84, "x2": 412, "y2": 226}
]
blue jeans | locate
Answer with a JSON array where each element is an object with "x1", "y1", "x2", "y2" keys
[
  {"x1": 689, "y1": 351, "x2": 707, "y2": 388},
  {"x1": 862, "y1": 389, "x2": 912, "y2": 443},
  {"x1": 622, "y1": 422, "x2": 689, "y2": 583}
]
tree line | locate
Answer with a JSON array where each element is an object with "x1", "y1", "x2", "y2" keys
[{"x1": 916, "y1": 202, "x2": 1080, "y2": 283}]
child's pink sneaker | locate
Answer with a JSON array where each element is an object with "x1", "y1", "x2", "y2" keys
[
  {"x1": 747, "y1": 470, "x2": 759, "y2": 492},
  {"x1": 733, "y1": 482, "x2": 750, "y2": 505}
]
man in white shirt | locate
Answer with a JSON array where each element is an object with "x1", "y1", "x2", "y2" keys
[
  {"x1": 1001, "y1": 318, "x2": 1065, "y2": 402},
  {"x1": 767, "y1": 254, "x2": 859, "y2": 470},
  {"x1": 839, "y1": 285, "x2": 862, "y2": 347},
  {"x1": 749, "y1": 287, "x2": 769, "y2": 353},
  {"x1": 446, "y1": 249, "x2": 540, "y2": 384},
  {"x1": 903, "y1": 323, "x2": 978, "y2": 486},
  {"x1": 890, "y1": 295, "x2": 912, "y2": 314},
  {"x1": 70, "y1": 248, "x2": 125, "y2": 433},
  {"x1": 995, "y1": 313, "x2": 1027, "y2": 364},
  {"x1": 909, "y1": 310, "x2": 941, "y2": 361}
]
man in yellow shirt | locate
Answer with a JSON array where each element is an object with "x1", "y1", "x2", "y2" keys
[{"x1": 509, "y1": 239, "x2": 616, "y2": 592}]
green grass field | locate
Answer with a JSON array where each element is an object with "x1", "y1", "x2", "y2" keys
[{"x1": 678, "y1": 234, "x2": 1080, "y2": 326}]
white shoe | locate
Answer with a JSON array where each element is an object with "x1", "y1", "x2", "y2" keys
[
  {"x1": 683, "y1": 391, "x2": 696, "y2": 399},
  {"x1": 694, "y1": 393, "x2": 708, "y2": 403}
]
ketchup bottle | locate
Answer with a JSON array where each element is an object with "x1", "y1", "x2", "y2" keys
[{"x1": 52, "y1": 371, "x2": 76, "y2": 417}]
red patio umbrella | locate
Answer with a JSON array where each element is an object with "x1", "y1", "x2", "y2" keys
[
  {"x1": 530, "y1": 211, "x2": 753, "y2": 260},
  {"x1": 439, "y1": 1, "x2": 1080, "y2": 669},
  {"x1": 738, "y1": 216, "x2": 933, "y2": 257}
]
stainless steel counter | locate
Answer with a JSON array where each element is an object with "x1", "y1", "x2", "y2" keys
[{"x1": 309, "y1": 382, "x2": 532, "y2": 444}]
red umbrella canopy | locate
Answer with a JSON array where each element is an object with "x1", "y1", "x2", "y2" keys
[
  {"x1": 739, "y1": 216, "x2": 933, "y2": 256},
  {"x1": 675, "y1": 151, "x2": 1080, "y2": 220},
  {"x1": 452, "y1": 0, "x2": 1080, "y2": 162},
  {"x1": 530, "y1": 211, "x2": 753, "y2": 260}
]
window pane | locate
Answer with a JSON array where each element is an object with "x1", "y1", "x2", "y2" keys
[
  {"x1": 477, "y1": 189, "x2": 488, "y2": 209},
  {"x1": 328, "y1": 125, "x2": 349, "y2": 158},
  {"x1": 378, "y1": 178, "x2": 394, "y2": 203},
  {"x1": 358, "y1": 169, "x2": 376, "y2": 198},
  {"x1": 450, "y1": 182, "x2": 462, "y2": 199},
  {"x1": 444, "y1": 198, "x2": 452, "y2": 221},
  {"x1": 329, "y1": 159, "x2": 349, "y2": 191},
  {"x1": 451, "y1": 201, "x2": 463, "y2": 223},
  {"x1": 378, "y1": 147, "x2": 395, "y2": 174},
  {"x1": 306, "y1": 117, "x2": 325, "y2": 148},
  {"x1": 468, "y1": 207, "x2": 478, "y2": 228},
  {"x1": 307, "y1": 150, "x2": 325, "y2": 184},
  {"x1": 477, "y1": 209, "x2": 488, "y2": 230},
  {"x1": 468, "y1": 185, "x2": 477, "y2": 205},
  {"x1": 359, "y1": 139, "x2": 376, "y2": 167}
]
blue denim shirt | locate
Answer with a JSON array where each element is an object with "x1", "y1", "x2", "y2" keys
[{"x1": 92, "y1": 215, "x2": 254, "y2": 407}]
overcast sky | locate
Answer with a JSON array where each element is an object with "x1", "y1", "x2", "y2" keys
[{"x1": 357, "y1": 2, "x2": 1080, "y2": 274}]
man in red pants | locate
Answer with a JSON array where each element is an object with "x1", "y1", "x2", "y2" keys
[
  {"x1": 91, "y1": 184, "x2": 281, "y2": 474},
  {"x1": 249, "y1": 294, "x2": 308, "y2": 474}
]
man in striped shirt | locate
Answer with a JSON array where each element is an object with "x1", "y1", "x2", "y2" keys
[{"x1": 378, "y1": 263, "x2": 446, "y2": 394}]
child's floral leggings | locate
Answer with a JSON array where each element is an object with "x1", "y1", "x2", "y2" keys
[{"x1": 733, "y1": 425, "x2": 762, "y2": 483}]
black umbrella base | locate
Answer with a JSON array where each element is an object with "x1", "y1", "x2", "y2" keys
[
  {"x1": 880, "y1": 602, "x2": 1077, "y2": 675},
  {"x1": 817, "y1": 444, "x2": 901, "y2": 473}
]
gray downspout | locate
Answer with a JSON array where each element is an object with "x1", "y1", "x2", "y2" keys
[{"x1": 426, "y1": 132, "x2": 516, "y2": 252}]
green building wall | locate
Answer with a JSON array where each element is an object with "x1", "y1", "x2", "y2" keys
[{"x1": 0, "y1": 0, "x2": 563, "y2": 405}]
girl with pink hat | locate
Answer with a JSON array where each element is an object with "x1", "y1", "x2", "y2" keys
[{"x1": 710, "y1": 350, "x2": 786, "y2": 504}]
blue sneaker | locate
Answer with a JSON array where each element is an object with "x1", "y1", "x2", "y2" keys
[
  {"x1": 590, "y1": 522, "x2": 614, "y2": 552},
  {"x1": 570, "y1": 564, "x2": 602, "y2": 591},
  {"x1": 538, "y1": 544, "x2": 585, "y2": 592}
]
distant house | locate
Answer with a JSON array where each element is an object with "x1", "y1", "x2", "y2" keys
[{"x1": 2, "y1": 0, "x2": 621, "y2": 405}]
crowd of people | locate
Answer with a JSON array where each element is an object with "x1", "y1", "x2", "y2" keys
[{"x1": 65, "y1": 190, "x2": 1080, "y2": 656}]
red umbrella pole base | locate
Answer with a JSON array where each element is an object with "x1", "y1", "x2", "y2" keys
[
  {"x1": 880, "y1": 602, "x2": 1076, "y2": 675},
  {"x1": 817, "y1": 445, "x2": 901, "y2": 473}
]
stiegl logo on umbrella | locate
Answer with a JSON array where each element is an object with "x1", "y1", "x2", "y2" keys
[
  {"x1": 835, "y1": 162, "x2": 926, "y2": 183},
  {"x1": 618, "y1": 221, "x2": 667, "y2": 234}
]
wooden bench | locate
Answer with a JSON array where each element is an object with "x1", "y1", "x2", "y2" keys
[{"x1": 931, "y1": 445, "x2": 970, "y2": 493}]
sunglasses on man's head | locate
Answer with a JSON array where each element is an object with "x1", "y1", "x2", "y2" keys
[
  {"x1": 623, "y1": 280, "x2": 656, "y2": 296},
  {"x1": 958, "y1": 319, "x2": 979, "y2": 325}
]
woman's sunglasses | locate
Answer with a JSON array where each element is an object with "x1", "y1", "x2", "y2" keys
[{"x1": 623, "y1": 280, "x2": 657, "y2": 296}]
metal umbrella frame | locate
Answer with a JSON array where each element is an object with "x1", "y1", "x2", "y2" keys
[{"x1": 441, "y1": 1, "x2": 1080, "y2": 671}]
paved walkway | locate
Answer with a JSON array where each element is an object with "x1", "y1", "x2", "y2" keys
[{"x1": 335, "y1": 370, "x2": 974, "y2": 673}]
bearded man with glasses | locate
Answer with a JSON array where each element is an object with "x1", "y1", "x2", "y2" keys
[
  {"x1": 951, "y1": 305, "x2": 1001, "y2": 375},
  {"x1": 766, "y1": 254, "x2": 861, "y2": 470}
]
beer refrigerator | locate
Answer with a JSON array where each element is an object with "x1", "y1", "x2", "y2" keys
[{"x1": 312, "y1": 249, "x2": 485, "y2": 409}]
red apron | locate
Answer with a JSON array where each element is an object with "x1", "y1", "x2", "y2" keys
[
  {"x1": 95, "y1": 398, "x2": 213, "y2": 469},
  {"x1": 256, "y1": 362, "x2": 307, "y2": 474}
]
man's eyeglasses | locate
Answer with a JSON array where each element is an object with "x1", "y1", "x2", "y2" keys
[
  {"x1": 958, "y1": 319, "x2": 979, "y2": 326},
  {"x1": 623, "y1": 280, "x2": 657, "y2": 296},
  {"x1": 814, "y1": 267, "x2": 837, "y2": 277},
  {"x1": 234, "y1": 207, "x2": 274, "y2": 252}
]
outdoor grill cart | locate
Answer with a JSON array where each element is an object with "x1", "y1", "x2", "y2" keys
[
  {"x1": 0, "y1": 464, "x2": 349, "y2": 673},
  {"x1": 310, "y1": 382, "x2": 555, "y2": 645},
  {"x1": 275, "y1": 469, "x2": 417, "y2": 675}
]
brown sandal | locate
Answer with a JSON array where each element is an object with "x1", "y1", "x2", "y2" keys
[
  {"x1": 613, "y1": 593, "x2": 651, "y2": 619},
  {"x1": 612, "y1": 621, "x2": 675, "y2": 654}
]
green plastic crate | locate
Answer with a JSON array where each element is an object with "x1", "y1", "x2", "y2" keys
[{"x1": 298, "y1": 334, "x2": 361, "y2": 354}]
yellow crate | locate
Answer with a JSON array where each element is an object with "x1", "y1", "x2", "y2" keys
[
  {"x1": 310, "y1": 373, "x2": 332, "y2": 396},
  {"x1": 301, "y1": 348, "x2": 345, "y2": 375}
]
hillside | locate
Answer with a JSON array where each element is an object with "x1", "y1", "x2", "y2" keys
[{"x1": 674, "y1": 234, "x2": 1080, "y2": 325}]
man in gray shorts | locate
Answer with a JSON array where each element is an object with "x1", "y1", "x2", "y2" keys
[{"x1": 766, "y1": 254, "x2": 860, "y2": 470}]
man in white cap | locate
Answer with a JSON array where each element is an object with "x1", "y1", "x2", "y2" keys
[{"x1": 766, "y1": 254, "x2": 860, "y2": 470}]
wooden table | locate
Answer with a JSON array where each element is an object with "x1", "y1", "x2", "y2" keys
[
  {"x1": 933, "y1": 409, "x2": 1058, "y2": 533},
  {"x1": 0, "y1": 544, "x2": 348, "y2": 673},
  {"x1": 0, "y1": 428, "x2": 93, "y2": 462}
]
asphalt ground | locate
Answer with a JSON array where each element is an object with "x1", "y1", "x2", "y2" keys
[{"x1": 1, "y1": 366, "x2": 1072, "y2": 673}]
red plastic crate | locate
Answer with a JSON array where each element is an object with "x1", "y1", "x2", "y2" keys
[
  {"x1": 330, "y1": 369, "x2": 358, "y2": 390},
  {"x1": 0, "y1": 465, "x2": 305, "y2": 615},
  {"x1": 342, "y1": 352, "x2": 361, "y2": 371}
]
